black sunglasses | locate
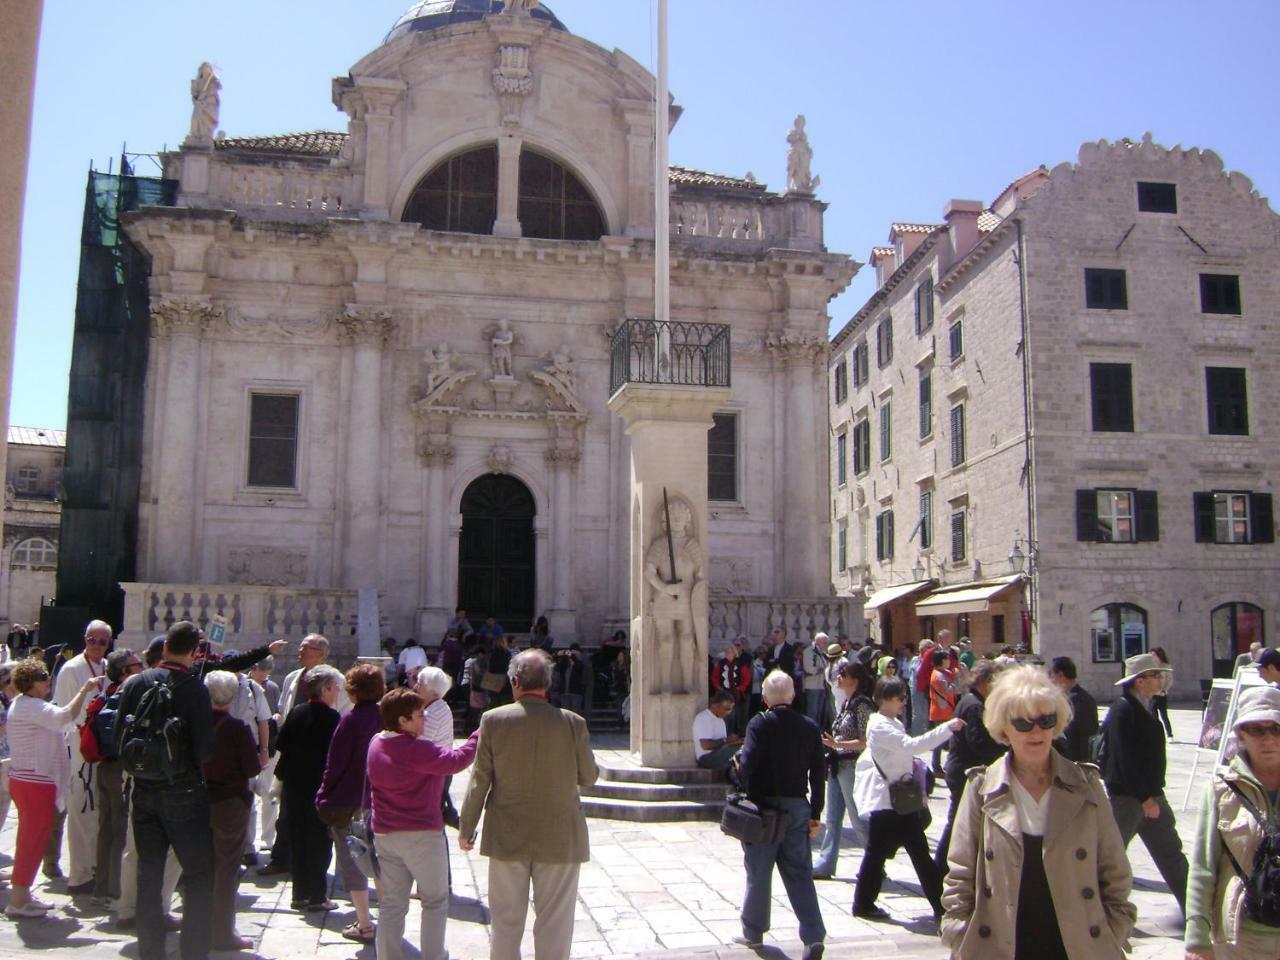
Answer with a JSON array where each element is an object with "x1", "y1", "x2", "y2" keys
[{"x1": 1010, "y1": 713, "x2": 1057, "y2": 733}]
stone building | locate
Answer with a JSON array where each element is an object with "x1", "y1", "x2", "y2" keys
[
  {"x1": 1, "y1": 427, "x2": 63, "y2": 628},
  {"x1": 62, "y1": 2, "x2": 857, "y2": 654},
  {"x1": 829, "y1": 135, "x2": 1279, "y2": 697}
]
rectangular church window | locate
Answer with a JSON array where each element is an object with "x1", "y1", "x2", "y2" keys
[
  {"x1": 247, "y1": 393, "x2": 299, "y2": 488},
  {"x1": 708, "y1": 412, "x2": 738, "y2": 502}
]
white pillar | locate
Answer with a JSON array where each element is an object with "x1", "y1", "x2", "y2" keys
[
  {"x1": 494, "y1": 134, "x2": 522, "y2": 238},
  {"x1": 418, "y1": 440, "x2": 452, "y2": 639},
  {"x1": 771, "y1": 335, "x2": 826, "y2": 596},
  {"x1": 545, "y1": 451, "x2": 578, "y2": 641}
]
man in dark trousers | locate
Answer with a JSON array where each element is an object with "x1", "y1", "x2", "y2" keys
[
  {"x1": 735, "y1": 669, "x2": 826, "y2": 960},
  {"x1": 115, "y1": 621, "x2": 216, "y2": 960},
  {"x1": 1102, "y1": 652, "x2": 1188, "y2": 916},
  {"x1": 1049, "y1": 656, "x2": 1098, "y2": 762},
  {"x1": 934, "y1": 659, "x2": 1007, "y2": 875}
]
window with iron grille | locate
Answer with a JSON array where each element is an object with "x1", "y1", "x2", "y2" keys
[
  {"x1": 1084, "y1": 268, "x2": 1128, "y2": 310},
  {"x1": 248, "y1": 393, "x2": 301, "y2": 488},
  {"x1": 1200, "y1": 274, "x2": 1241, "y2": 315},
  {"x1": 1090, "y1": 363, "x2": 1134, "y2": 432},
  {"x1": 708, "y1": 413, "x2": 738, "y2": 501},
  {"x1": 919, "y1": 491, "x2": 932, "y2": 550},
  {"x1": 950, "y1": 510, "x2": 966, "y2": 562},
  {"x1": 949, "y1": 404, "x2": 966, "y2": 467},
  {"x1": 1206, "y1": 367, "x2": 1248, "y2": 436},
  {"x1": 914, "y1": 275, "x2": 934, "y2": 334},
  {"x1": 879, "y1": 401, "x2": 892, "y2": 461},
  {"x1": 948, "y1": 320, "x2": 963, "y2": 361},
  {"x1": 919, "y1": 369, "x2": 932, "y2": 438},
  {"x1": 1136, "y1": 181, "x2": 1177, "y2": 214}
]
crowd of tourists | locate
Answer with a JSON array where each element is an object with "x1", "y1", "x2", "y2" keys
[{"x1": 0, "y1": 616, "x2": 1278, "y2": 960}]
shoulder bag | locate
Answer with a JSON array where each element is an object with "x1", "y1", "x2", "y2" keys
[
  {"x1": 872, "y1": 754, "x2": 927, "y2": 816},
  {"x1": 1221, "y1": 780, "x2": 1280, "y2": 927},
  {"x1": 344, "y1": 768, "x2": 380, "y2": 879},
  {"x1": 720, "y1": 793, "x2": 787, "y2": 846}
]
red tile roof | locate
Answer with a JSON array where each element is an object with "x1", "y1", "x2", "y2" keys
[{"x1": 215, "y1": 131, "x2": 349, "y2": 157}]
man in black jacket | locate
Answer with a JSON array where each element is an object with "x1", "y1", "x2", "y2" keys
[
  {"x1": 1102, "y1": 653, "x2": 1188, "y2": 915},
  {"x1": 934, "y1": 659, "x2": 1007, "y2": 874},
  {"x1": 735, "y1": 670, "x2": 826, "y2": 960},
  {"x1": 115, "y1": 621, "x2": 217, "y2": 960},
  {"x1": 1049, "y1": 656, "x2": 1098, "y2": 762}
]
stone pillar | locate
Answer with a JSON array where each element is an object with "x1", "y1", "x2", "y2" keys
[
  {"x1": 494, "y1": 133, "x2": 522, "y2": 238},
  {"x1": 337, "y1": 308, "x2": 394, "y2": 602},
  {"x1": 339, "y1": 78, "x2": 407, "y2": 220},
  {"x1": 544, "y1": 445, "x2": 579, "y2": 641},
  {"x1": 617, "y1": 100, "x2": 656, "y2": 239},
  {"x1": 417, "y1": 439, "x2": 453, "y2": 641},
  {"x1": 608, "y1": 381, "x2": 732, "y2": 768},
  {"x1": 150, "y1": 299, "x2": 221, "y2": 581},
  {"x1": 768, "y1": 330, "x2": 828, "y2": 597}
]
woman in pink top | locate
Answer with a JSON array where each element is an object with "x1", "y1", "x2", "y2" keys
[{"x1": 368, "y1": 688, "x2": 478, "y2": 960}]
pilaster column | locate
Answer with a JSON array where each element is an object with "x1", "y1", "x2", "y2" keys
[
  {"x1": 339, "y1": 78, "x2": 407, "y2": 219},
  {"x1": 150, "y1": 298, "x2": 221, "y2": 581},
  {"x1": 544, "y1": 441, "x2": 580, "y2": 640},
  {"x1": 617, "y1": 100, "x2": 656, "y2": 239},
  {"x1": 494, "y1": 134, "x2": 523, "y2": 238},
  {"x1": 419, "y1": 438, "x2": 453, "y2": 629},
  {"x1": 767, "y1": 330, "x2": 827, "y2": 596},
  {"x1": 337, "y1": 307, "x2": 395, "y2": 591}
]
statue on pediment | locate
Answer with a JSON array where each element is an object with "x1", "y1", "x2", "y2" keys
[
  {"x1": 786, "y1": 114, "x2": 820, "y2": 194},
  {"x1": 426, "y1": 343, "x2": 454, "y2": 393},
  {"x1": 545, "y1": 344, "x2": 576, "y2": 394},
  {"x1": 501, "y1": 0, "x2": 541, "y2": 15}
]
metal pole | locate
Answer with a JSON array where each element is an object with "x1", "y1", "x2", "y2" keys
[{"x1": 654, "y1": 0, "x2": 671, "y2": 341}]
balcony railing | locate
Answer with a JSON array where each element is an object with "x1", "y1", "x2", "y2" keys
[{"x1": 609, "y1": 319, "x2": 731, "y2": 395}]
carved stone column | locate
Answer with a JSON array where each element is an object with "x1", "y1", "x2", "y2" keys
[
  {"x1": 544, "y1": 438, "x2": 580, "y2": 642},
  {"x1": 417, "y1": 437, "x2": 453, "y2": 641},
  {"x1": 768, "y1": 330, "x2": 827, "y2": 596},
  {"x1": 338, "y1": 78, "x2": 407, "y2": 219},
  {"x1": 494, "y1": 134, "x2": 523, "y2": 239},
  {"x1": 337, "y1": 307, "x2": 394, "y2": 595},
  {"x1": 617, "y1": 100, "x2": 656, "y2": 239},
  {"x1": 150, "y1": 298, "x2": 221, "y2": 581}
]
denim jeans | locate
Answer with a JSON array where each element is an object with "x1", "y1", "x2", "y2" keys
[
  {"x1": 910, "y1": 690, "x2": 929, "y2": 734},
  {"x1": 741, "y1": 796, "x2": 826, "y2": 945},
  {"x1": 813, "y1": 761, "x2": 867, "y2": 875},
  {"x1": 132, "y1": 782, "x2": 213, "y2": 960}
]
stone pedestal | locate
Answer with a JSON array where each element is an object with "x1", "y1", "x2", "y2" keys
[{"x1": 608, "y1": 381, "x2": 731, "y2": 768}]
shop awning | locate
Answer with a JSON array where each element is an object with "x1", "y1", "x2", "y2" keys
[
  {"x1": 914, "y1": 575, "x2": 1023, "y2": 616},
  {"x1": 863, "y1": 579, "x2": 935, "y2": 612}
]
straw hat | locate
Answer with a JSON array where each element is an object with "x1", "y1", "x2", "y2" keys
[
  {"x1": 1233, "y1": 685, "x2": 1280, "y2": 730},
  {"x1": 825, "y1": 642, "x2": 845, "y2": 660},
  {"x1": 1114, "y1": 652, "x2": 1174, "y2": 686}
]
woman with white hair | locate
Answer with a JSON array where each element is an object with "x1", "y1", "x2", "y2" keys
[
  {"x1": 942, "y1": 665, "x2": 1135, "y2": 959},
  {"x1": 202, "y1": 670, "x2": 262, "y2": 950},
  {"x1": 276, "y1": 663, "x2": 343, "y2": 911},
  {"x1": 415, "y1": 666, "x2": 459, "y2": 827}
]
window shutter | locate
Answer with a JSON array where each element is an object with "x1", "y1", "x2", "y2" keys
[
  {"x1": 1135, "y1": 490, "x2": 1159, "y2": 542},
  {"x1": 875, "y1": 513, "x2": 884, "y2": 560},
  {"x1": 914, "y1": 284, "x2": 923, "y2": 335},
  {"x1": 1076, "y1": 489, "x2": 1098, "y2": 541},
  {"x1": 1193, "y1": 492, "x2": 1216, "y2": 543},
  {"x1": 886, "y1": 510, "x2": 895, "y2": 559},
  {"x1": 1251, "y1": 493, "x2": 1274, "y2": 544}
]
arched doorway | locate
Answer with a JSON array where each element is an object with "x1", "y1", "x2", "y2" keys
[
  {"x1": 457, "y1": 475, "x2": 536, "y2": 631},
  {"x1": 1211, "y1": 602, "x2": 1265, "y2": 678}
]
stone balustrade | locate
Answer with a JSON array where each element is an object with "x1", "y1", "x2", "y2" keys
[
  {"x1": 207, "y1": 162, "x2": 347, "y2": 217},
  {"x1": 671, "y1": 198, "x2": 764, "y2": 242},
  {"x1": 119, "y1": 581, "x2": 361, "y2": 659},
  {"x1": 708, "y1": 596, "x2": 864, "y2": 650}
]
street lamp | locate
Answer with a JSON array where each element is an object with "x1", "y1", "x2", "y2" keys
[
  {"x1": 1008, "y1": 542, "x2": 1026, "y2": 574},
  {"x1": 911, "y1": 558, "x2": 926, "y2": 581}
]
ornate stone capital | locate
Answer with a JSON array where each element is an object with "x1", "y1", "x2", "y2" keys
[
  {"x1": 336, "y1": 306, "x2": 396, "y2": 346},
  {"x1": 764, "y1": 328, "x2": 826, "y2": 362},
  {"x1": 419, "y1": 439, "x2": 455, "y2": 467},
  {"x1": 150, "y1": 297, "x2": 223, "y2": 338},
  {"x1": 492, "y1": 43, "x2": 533, "y2": 126}
]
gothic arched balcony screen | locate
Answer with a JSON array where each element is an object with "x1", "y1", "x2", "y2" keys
[{"x1": 609, "y1": 319, "x2": 731, "y2": 395}]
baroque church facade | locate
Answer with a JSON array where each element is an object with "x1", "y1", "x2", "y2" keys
[{"x1": 107, "y1": 2, "x2": 855, "y2": 650}]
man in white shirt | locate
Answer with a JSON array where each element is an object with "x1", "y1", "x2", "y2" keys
[
  {"x1": 227, "y1": 664, "x2": 272, "y2": 861},
  {"x1": 800, "y1": 633, "x2": 830, "y2": 724},
  {"x1": 51, "y1": 620, "x2": 111, "y2": 892},
  {"x1": 692, "y1": 692, "x2": 743, "y2": 772},
  {"x1": 396, "y1": 639, "x2": 429, "y2": 687}
]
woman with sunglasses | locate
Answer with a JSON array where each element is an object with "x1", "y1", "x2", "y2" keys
[
  {"x1": 1185, "y1": 685, "x2": 1280, "y2": 959},
  {"x1": 941, "y1": 665, "x2": 1135, "y2": 959},
  {"x1": 5, "y1": 658, "x2": 104, "y2": 916}
]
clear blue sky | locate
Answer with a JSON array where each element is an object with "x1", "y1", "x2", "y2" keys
[{"x1": 13, "y1": 0, "x2": 1280, "y2": 429}]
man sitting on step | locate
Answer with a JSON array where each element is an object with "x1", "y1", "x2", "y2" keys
[{"x1": 692, "y1": 691, "x2": 743, "y2": 773}]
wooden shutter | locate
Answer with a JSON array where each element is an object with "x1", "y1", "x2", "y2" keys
[
  {"x1": 1193, "y1": 492, "x2": 1216, "y2": 543},
  {"x1": 886, "y1": 510, "x2": 895, "y2": 559},
  {"x1": 1135, "y1": 490, "x2": 1159, "y2": 542},
  {"x1": 1076, "y1": 489, "x2": 1098, "y2": 541},
  {"x1": 1251, "y1": 493, "x2": 1274, "y2": 544}
]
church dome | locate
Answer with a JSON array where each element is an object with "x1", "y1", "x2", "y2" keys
[{"x1": 386, "y1": 1, "x2": 568, "y2": 42}]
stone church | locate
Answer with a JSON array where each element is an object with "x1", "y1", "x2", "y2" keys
[{"x1": 86, "y1": 1, "x2": 857, "y2": 652}]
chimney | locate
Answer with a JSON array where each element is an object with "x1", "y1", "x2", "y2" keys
[
  {"x1": 870, "y1": 246, "x2": 897, "y2": 288},
  {"x1": 943, "y1": 199, "x2": 984, "y2": 264}
]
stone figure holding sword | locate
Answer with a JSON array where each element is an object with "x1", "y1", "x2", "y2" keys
[{"x1": 643, "y1": 490, "x2": 707, "y2": 695}]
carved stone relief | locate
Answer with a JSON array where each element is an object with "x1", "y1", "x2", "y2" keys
[
  {"x1": 710, "y1": 556, "x2": 755, "y2": 596},
  {"x1": 225, "y1": 546, "x2": 308, "y2": 586},
  {"x1": 151, "y1": 297, "x2": 225, "y2": 338}
]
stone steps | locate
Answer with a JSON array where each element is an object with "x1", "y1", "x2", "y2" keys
[
  {"x1": 582, "y1": 758, "x2": 728, "y2": 822},
  {"x1": 581, "y1": 780, "x2": 728, "y2": 803},
  {"x1": 580, "y1": 795, "x2": 724, "y2": 823}
]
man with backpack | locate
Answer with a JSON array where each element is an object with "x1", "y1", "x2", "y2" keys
[
  {"x1": 114, "y1": 621, "x2": 216, "y2": 960},
  {"x1": 88, "y1": 650, "x2": 143, "y2": 905},
  {"x1": 1102, "y1": 652, "x2": 1189, "y2": 916}
]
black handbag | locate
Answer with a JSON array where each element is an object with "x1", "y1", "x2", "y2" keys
[
  {"x1": 872, "y1": 756, "x2": 927, "y2": 816},
  {"x1": 720, "y1": 794, "x2": 787, "y2": 845},
  {"x1": 1222, "y1": 781, "x2": 1280, "y2": 927}
]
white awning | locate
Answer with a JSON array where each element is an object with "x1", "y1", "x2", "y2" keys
[
  {"x1": 863, "y1": 579, "x2": 935, "y2": 612},
  {"x1": 914, "y1": 575, "x2": 1023, "y2": 616}
]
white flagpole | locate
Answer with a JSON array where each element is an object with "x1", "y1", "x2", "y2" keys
[{"x1": 653, "y1": 0, "x2": 672, "y2": 378}]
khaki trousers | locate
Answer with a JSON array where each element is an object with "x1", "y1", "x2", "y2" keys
[
  {"x1": 487, "y1": 858, "x2": 580, "y2": 960},
  {"x1": 66, "y1": 759, "x2": 100, "y2": 886}
]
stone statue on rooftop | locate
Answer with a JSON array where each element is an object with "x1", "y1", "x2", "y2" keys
[
  {"x1": 786, "y1": 114, "x2": 820, "y2": 194},
  {"x1": 501, "y1": 0, "x2": 541, "y2": 15},
  {"x1": 187, "y1": 62, "x2": 221, "y2": 145}
]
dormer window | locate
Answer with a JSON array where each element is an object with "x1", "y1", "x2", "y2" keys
[{"x1": 15, "y1": 465, "x2": 39, "y2": 494}]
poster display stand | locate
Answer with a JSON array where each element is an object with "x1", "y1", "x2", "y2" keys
[{"x1": 1181, "y1": 662, "x2": 1266, "y2": 809}]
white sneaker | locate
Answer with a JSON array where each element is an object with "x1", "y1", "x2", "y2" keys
[{"x1": 5, "y1": 900, "x2": 52, "y2": 918}]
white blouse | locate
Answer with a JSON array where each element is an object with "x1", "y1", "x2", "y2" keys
[
  {"x1": 1009, "y1": 774, "x2": 1052, "y2": 836},
  {"x1": 8, "y1": 694, "x2": 75, "y2": 810}
]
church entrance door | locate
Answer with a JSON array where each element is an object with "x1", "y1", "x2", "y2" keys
[{"x1": 457, "y1": 475, "x2": 536, "y2": 632}]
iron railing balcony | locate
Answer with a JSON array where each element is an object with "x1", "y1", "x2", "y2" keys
[{"x1": 609, "y1": 319, "x2": 731, "y2": 395}]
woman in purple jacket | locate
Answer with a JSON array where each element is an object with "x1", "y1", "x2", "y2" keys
[
  {"x1": 368, "y1": 688, "x2": 478, "y2": 960},
  {"x1": 316, "y1": 664, "x2": 386, "y2": 943}
]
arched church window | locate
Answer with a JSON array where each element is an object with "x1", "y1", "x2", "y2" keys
[
  {"x1": 518, "y1": 150, "x2": 605, "y2": 241},
  {"x1": 12, "y1": 537, "x2": 57, "y2": 568},
  {"x1": 402, "y1": 146, "x2": 498, "y2": 235}
]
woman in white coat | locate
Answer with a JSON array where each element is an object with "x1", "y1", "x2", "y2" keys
[{"x1": 852, "y1": 675, "x2": 962, "y2": 921}]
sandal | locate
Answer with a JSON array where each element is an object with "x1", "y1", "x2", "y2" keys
[{"x1": 341, "y1": 921, "x2": 376, "y2": 943}]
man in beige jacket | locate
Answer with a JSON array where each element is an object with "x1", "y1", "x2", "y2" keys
[{"x1": 460, "y1": 648, "x2": 598, "y2": 960}]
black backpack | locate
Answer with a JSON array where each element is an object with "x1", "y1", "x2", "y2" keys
[
  {"x1": 1222, "y1": 781, "x2": 1280, "y2": 928},
  {"x1": 118, "y1": 672, "x2": 189, "y2": 784}
]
